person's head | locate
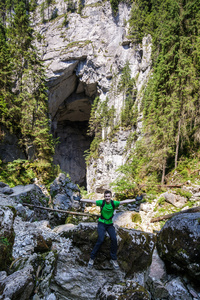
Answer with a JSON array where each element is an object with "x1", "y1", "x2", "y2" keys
[{"x1": 104, "y1": 190, "x2": 112, "y2": 203}]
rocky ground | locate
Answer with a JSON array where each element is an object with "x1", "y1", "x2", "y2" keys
[{"x1": 0, "y1": 174, "x2": 200, "y2": 299}]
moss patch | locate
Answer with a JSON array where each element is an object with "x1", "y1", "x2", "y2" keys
[{"x1": 132, "y1": 212, "x2": 142, "y2": 223}]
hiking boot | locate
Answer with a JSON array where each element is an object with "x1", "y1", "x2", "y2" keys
[
  {"x1": 88, "y1": 258, "x2": 94, "y2": 268},
  {"x1": 110, "y1": 260, "x2": 119, "y2": 269}
]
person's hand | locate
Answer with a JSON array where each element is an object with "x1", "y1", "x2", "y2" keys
[{"x1": 73, "y1": 195, "x2": 81, "y2": 202}]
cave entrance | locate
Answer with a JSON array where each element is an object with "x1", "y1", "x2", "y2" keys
[{"x1": 50, "y1": 76, "x2": 97, "y2": 189}]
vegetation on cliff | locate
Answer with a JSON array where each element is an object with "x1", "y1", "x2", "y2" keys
[
  {"x1": 0, "y1": 0, "x2": 56, "y2": 184},
  {"x1": 112, "y1": 0, "x2": 200, "y2": 198}
]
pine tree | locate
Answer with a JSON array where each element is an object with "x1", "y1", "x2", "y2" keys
[
  {"x1": 1, "y1": 0, "x2": 55, "y2": 162},
  {"x1": 0, "y1": 22, "x2": 14, "y2": 130},
  {"x1": 114, "y1": 0, "x2": 200, "y2": 190}
]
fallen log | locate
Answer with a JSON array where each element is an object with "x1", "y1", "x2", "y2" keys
[
  {"x1": 150, "y1": 206, "x2": 200, "y2": 223},
  {"x1": 139, "y1": 183, "x2": 183, "y2": 188},
  {"x1": 23, "y1": 203, "x2": 99, "y2": 218}
]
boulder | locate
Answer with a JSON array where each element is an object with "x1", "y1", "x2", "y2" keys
[
  {"x1": 164, "y1": 192, "x2": 187, "y2": 208},
  {"x1": 12, "y1": 217, "x2": 55, "y2": 259},
  {"x1": 0, "y1": 266, "x2": 34, "y2": 300},
  {"x1": 61, "y1": 223, "x2": 156, "y2": 277},
  {"x1": 50, "y1": 173, "x2": 80, "y2": 210},
  {"x1": 157, "y1": 213, "x2": 200, "y2": 283},
  {"x1": 117, "y1": 227, "x2": 155, "y2": 276},
  {"x1": 10, "y1": 184, "x2": 49, "y2": 221},
  {"x1": 96, "y1": 281, "x2": 151, "y2": 300}
]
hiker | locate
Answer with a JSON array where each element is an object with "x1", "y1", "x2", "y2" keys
[{"x1": 80, "y1": 189, "x2": 136, "y2": 269}]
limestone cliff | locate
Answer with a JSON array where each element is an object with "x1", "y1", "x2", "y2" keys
[{"x1": 33, "y1": 0, "x2": 152, "y2": 191}]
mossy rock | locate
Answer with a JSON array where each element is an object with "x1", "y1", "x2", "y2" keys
[
  {"x1": 117, "y1": 228, "x2": 156, "y2": 276},
  {"x1": 157, "y1": 212, "x2": 200, "y2": 283},
  {"x1": 63, "y1": 223, "x2": 156, "y2": 276},
  {"x1": 0, "y1": 237, "x2": 13, "y2": 271},
  {"x1": 97, "y1": 282, "x2": 150, "y2": 299},
  {"x1": 131, "y1": 212, "x2": 142, "y2": 223},
  {"x1": 118, "y1": 284, "x2": 150, "y2": 300}
]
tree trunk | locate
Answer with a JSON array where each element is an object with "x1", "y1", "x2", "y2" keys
[
  {"x1": 161, "y1": 159, "x2": 166, "y2": 185},
  {"x1": 175, "y1": 119, "x2": 181, "y2": 168}
]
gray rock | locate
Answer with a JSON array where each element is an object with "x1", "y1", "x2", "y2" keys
[
  {"x1": 15, "y1": 203, "x2": 35, "y2": 221},
  {"x1": 53, "y1": 193, "x2": 71, "y2": 210},
  {"x1": 50, "y1": 173, "x2": 80, "y2": 218},
  {"x1": 164, "y1": 192, "x2": 187, "y2": 208},
  {"x1": 1, "y1": 187, "x2": 14, "y2": 195},
  {"x1": 62, "y1": 222, "x2": 156, "y2": 277},
  {"x1": 12, "y1": 217, "x2": 56, "y2": 259},
  {"x1": 46, "y1": 294, "x2": 57, "y2": 300},
  {"x1": 0, "y1": 265, "x2": 34, "y2": 300},
  {"x1": 157, "y1": 213, "x2": 200, "y2": 282},
  {"x1": 0, "y1": 182, "x2": 7, "y2": 188},
  {"x1": 165, "y1": 277, "x2": 193, "y2": 300},
  {"x1": 148, "y1": 248, "x2": 167, "y2": 282},
  {"x1": 97, "y1": 281, "x2": 151, "y2": 299},
  {"x1": 10, "y1": 184, "x2": 48, "y2": 220}
]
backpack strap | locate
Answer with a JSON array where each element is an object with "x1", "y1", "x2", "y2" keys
[{"x1": 100, "y1": 200, "x2": 115, "y2": 221}]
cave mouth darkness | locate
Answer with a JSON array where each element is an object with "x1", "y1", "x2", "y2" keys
[{"x1": 49, "y1": 73, "x2": 97, "y2": 189}]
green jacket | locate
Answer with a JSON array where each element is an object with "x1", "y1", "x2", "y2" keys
[{"x1": 96, "y1": 200, "x2": 120, "y2": 224}]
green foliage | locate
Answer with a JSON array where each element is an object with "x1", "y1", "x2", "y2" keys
[
  {"x1": 50, "y1": 7, "x2": 58, "y2": 20},
  {"x1": 157, "y1": 196, "x2": 165, "y2": 206},
  {"x1": 66, "y1": 0, "x2": 76, "y2": 13},
  {"x1": 174, "y1": 189, "x2": 192, "y2": 200},
  {"x1": 77, "y1": 0, "x2": 84, "y2": 15},
  {"x1": 0, "y1": 237, "x2": 10, "y2": 246},
  {"x1": 131, "y1": 212, "x2": 142, "y2": 223},
  {"x1": 118, "y1": 61, "x2": 138, "y2": 127},
  {"x1": 0, "y1": 0, "x2": 55, "y2": 167},
  {"x1": 84, "y1": 137, "x2": 102, "y2": 164},
  {"x1": 62, "y1": 13, "x2": 69, "y2": 27},
  {"x1": 0, "y1": 159, "x2": 61, "y2": 187},
  {"x1": 166, "y1": 151, "x2": 200, "y2": 184},
  {"x1": 40, "y1": 2, "x2": 46, "y2": 23},
  {"x1": 113, "y1": 0, "x2": 200, "y2": 198},
  {"x1": 110, "y1": 0, "x2": 120, "y2": 15},
  {"x1": 85, "y1": 96, "x2": 115, "y2": 164},
  {"x1": 129, "y1": 0, "x2": 154, "y2": 42}
]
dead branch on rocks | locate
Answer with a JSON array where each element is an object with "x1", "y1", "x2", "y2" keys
[
  {"x1": 150, "y1": 206, "x2": 200, "y2": 223},
  {"x1": 23, "y1": 203, "x2": 99, "y2": 218}
]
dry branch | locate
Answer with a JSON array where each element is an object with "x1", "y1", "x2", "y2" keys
[
  {"x1": 150, "y1": 206, "x2": 200, "y2": 223},
  {"x1": 23, "y1": 203, "x2": 99, "y2": 218}
]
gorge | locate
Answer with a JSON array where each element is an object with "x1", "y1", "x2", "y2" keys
[
  {"x1": 33, "y1": 0, "x2": 151, "y2": 192},
  {"x1": 0, "y1": 1, "x2": 200, "y2": 299}
]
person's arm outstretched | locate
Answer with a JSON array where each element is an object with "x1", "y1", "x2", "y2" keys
[
  {"x1": 119, "y1": 199, "x2": 136, "y2": 205},
  {"x1": 80, "y1": 199, "x2": 96, "y2": 204}
]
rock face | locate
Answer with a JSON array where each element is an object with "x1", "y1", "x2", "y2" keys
[
  {"x1": 0, "y1": 127, "x2": 26, "y2": 162},
  {"x1": 33, "y1": 0, "x2": 152, "y2": 190},
  {"x1": 157, "y1": 213, "x2": 200, "y2": 283}
]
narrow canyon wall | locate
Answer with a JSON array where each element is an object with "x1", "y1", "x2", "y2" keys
[{"x1": 34, "y1": 0, "x2": 152, "y2": 191}]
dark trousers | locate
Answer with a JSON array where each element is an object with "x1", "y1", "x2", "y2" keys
[{"x1": 90, "y1": 221, "x2": 117, "y2": 260}]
